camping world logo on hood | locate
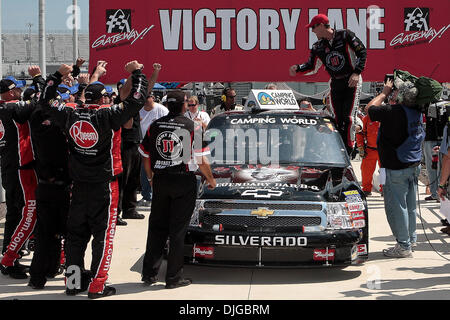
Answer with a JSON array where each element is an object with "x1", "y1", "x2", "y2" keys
[{"x1": 69, "y1": 121, "x2": 99, "y2": 149}]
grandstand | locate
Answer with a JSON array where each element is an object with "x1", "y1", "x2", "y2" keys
[{"x1": 1, "y1": 32, "x2": 89, "y2": 78}]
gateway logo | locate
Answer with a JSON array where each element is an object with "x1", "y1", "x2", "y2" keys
[
  {"x1": 69, "y1": 121, "x2": 99, "y2": 149},
  {"x1": 390, "y1": 7, "x2": 450, "y2": 49},
  {"x1": 91, "y1": 9, "x2": 154, "y2": 50}
]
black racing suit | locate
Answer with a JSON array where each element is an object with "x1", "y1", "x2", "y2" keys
[
  {"x1": 117, "y1": 112, "x2": 142, "y2": 218},
  {"x1": 41, "y1": 70, "x2": 148, "y2": 293},
  {"x1": 139, "y1": 113, "x2": 209, "y2": 285},
  {"x1": 296, "y1": 29, "x2": 367, "y2": 153},
  {"x1": 0, "y1": 99, "x2": 37, "y2": 267},
  {"x1": 28, "y1": 76, "x2": 71, "y2": 285}
]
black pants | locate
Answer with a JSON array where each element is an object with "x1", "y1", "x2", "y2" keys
[
  {"x1": 1, "y1": 169, "x2": 24, "y2": 255},
  {"x1": 65, "y1": 179, "x2": 119, "y2": 293},
  {"x1": 142, "y1": 173, "x2": 197, "y2": 284},
  {"x1": 29, "y1": 183, "x2": 70, "y2": 285},
  {"x1": 329, "y1": 76, "x2": 361, "y2": 154},
  {"x1": 118, "y1": 143, "x2": 141, "y2": 216}
]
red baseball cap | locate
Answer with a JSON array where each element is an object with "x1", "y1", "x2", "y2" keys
[{"x1": 305, "y1": 14, "x2": 329, "y2": 28}]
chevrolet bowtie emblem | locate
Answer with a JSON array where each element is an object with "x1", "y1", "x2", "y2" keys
[{"x1": 251, "y1": 208, "x2": 274, "y2": 218}]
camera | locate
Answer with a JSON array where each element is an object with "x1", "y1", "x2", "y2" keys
[{"x1": 384, "y1": 74, "x2": 394, "y2": 84}]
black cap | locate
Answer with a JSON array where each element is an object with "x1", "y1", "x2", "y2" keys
[
  {"x1": 0, "y1": 76, "x2": 26, "y2": 94},
  {"x1": 85, "y1": 81, "x2": 107, "y2": 103},
  {"x1": 23, "y1": 86, "x2": 37, "y2": 101},
  {"x1": 167, "y1": 90, "x2": 187, "y2": 105}
]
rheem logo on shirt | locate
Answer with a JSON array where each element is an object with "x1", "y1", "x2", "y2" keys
[{"x1": 69, "y1": 121, "x2": 99, "y2": 149}]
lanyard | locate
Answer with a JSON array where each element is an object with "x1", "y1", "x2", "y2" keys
[{"x1": 187, "y1": 111, "x2": 199, "y2": 120}]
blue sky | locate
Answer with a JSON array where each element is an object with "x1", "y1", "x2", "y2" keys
[{"x1": 2, "y1": 0, "x2": 89, "y2": 33}]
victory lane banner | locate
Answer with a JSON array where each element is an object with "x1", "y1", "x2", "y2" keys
[{"x1": 89, "y1": 0, "x2": 450, "y2": 83}]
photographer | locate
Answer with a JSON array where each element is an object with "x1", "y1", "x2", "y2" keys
[
  {"x1": 423, "y1": 101, "x2": 447, "y2": 201},
  {"x1": 437, "y1": 123, "x2": 450, "y2": 235},
  {"x1": 365, "y1": 76, "x2": 425, "y2": 258}
]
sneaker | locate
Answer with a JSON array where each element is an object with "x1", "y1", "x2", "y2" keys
[
  {"x1": 383, "y1": 244, "x2": 413, "y2": 258},
  {"x1": 165, "y1": 278, "x2": 192, "y2": 289},
  {"x1": 1, "y1": 262, "x2": 28, "y2": 279},
  {"x1": 425, "y1": 195, "x2": 438, "y2": 201},
  {"x1": 116, "y1": 217, "x2": 128, "y2": 226},
  {"x1": 411, "y1": 242, "x2": 417, "y2": 251},
  {"x1": 88, "y1": 286, "x2": 116, "y2": 299},
  {"x1": 122, "y1": 212, "x2": 145, "y2": 219},
  {"x1": 137, "y1": 199, "x2": 151, "y2": 207},
  {"x1": 363, "y1": 191, "x2": 372, "y2": 197},
  {"x1": 142, "y1": 275, "x2": 158, "y2": 286}
]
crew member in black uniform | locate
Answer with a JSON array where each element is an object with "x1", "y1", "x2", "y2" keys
[
  {"x1": 289, "y1": 14, "x2": 367, "y2": 154},
  {"x1": 139, "y1": 89, "x2": 216, "y2": 289},
  {"x1": 116, "y1": 84, "x2": 144, "y2": 223},
  {"x1": 41, "y1": 61, "x2": 148, "y2": 299},
  {"x1": 25, "y1": 65, "x2": 72, "y2": 289},
  {"x1": 0, "y1": 73, "x2": 38, "y2": 279}
]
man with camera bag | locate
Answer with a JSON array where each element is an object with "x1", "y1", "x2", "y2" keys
[{"x1": 366, "y1": 76, "x2": 425, "y2": 258}]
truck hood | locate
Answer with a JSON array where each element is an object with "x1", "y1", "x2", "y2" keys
[{"x1": 199, "y1": 164, "x2": 362, "y2": 202}]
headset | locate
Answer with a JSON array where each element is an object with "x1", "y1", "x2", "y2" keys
[{"x1": 221, "y1": 87, "x2": 233, "y2": 103}]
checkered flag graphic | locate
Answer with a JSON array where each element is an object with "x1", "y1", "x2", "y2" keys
[
  {"x1": 106, "y1": 9, "x2": 131, "y2": 33},
  {"x1": 404, "y1": 8, "x2": 429, "y2": 31}
]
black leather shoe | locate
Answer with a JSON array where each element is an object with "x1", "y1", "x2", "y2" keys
[
  {"x1": 363, "y1": 191, "x2": 372, "y2": 197},
  {"x1": 165, "y1": 278, "x2": 192, "y2": 289},
  {"x1": 122, "y1": 212, "x2": 145, "y2": 219},
  {"x1": 441, "y1": 219, "x2": 450, "y2": 226},
  {"x1": 117, "y1": 217, "x2": 128, "y2": 226},
  {"x1": 65, "y1": 270, "x2": 92, "y2": 295},
  {"x1": 28, "y1": 278, "x2": 46, "y2": 289},
  {"x1": 441, "y1": 226, "x2": 450, "y2": 235},
  {"x1": 425, "y1": 195, "x2": 438, "y2": 201},
  {"x1": 1, "y1": 264, "x2": 28, "y2": 279},
  {"x1": 88, "y1": 286, "x2": 116, "y2": 299},
  {"x1": 142, "y1": 275, "x2": 157, "y2": 286}
]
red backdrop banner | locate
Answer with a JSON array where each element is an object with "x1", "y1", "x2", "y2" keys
[{"x1": 89, "y1": 0, "x2": 450, "y2": 83}]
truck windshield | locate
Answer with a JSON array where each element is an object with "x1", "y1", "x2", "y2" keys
[{"x1": 205, "y1": 114, "x2": 348, "y2": 166}]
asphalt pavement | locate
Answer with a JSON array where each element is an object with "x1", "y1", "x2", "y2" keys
[{"x1": 0, "y1": 159, "x2": 449, "y2": 301}]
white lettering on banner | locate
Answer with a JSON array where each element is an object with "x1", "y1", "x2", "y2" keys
[
  {"x1": 237, "y1": 9, "x2": 258, "y2": 50},
  {"x1": 390, "y1": 24, "x2": 450, "y2": 47},
  {"x1": 91, "y1": 26, "x2": 154, "y2": 49},
  {"x1": 159, "y1": 9, "x2": 301, "y2": 51},
  {"x1": 216, "y1": 9, "x2": 236, "y2": 50},
  {"x1": 195, "y1": 9, "x2": 216, "y2": 50},
  {"x1": 308, "y1": 8, "x2": 385, "y2": 49},
  {"x1": 160, "y1": 8, "x2": 385, "y2": 51}
]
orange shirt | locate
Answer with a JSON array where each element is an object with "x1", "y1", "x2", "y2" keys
[{"x1": 356, "y1": 115, "x2": 380, "y2": 149}]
